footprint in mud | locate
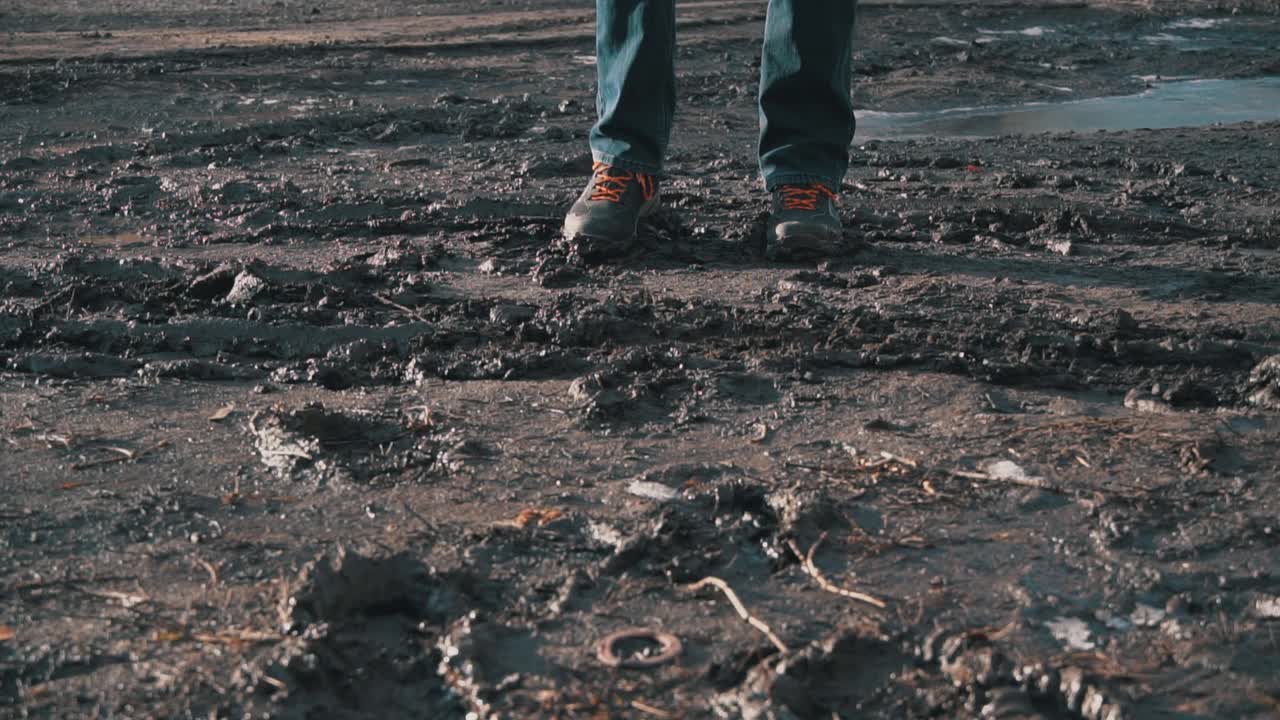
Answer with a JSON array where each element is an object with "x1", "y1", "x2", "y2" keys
[
  {"x1": 1244, "y1": 354, "x2": 1280, "y2": 409},
  {"x1": 247, "y1": 402, "x2": 453, "y2": 484},
  {"x1": 713, "y1": 624, "x2": 912, "y2": 719},
  {"x1": 437, "y1": 615, "x2": 551, "y2": 719},
  {"x1": 240, "y1": 547, "x2": 478, "y2": 719}
]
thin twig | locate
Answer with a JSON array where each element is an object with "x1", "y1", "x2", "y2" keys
[
  {"x1": 786, "y1": 533, "x2": 887, "y2": 609},
  {"x1": 630, "y1": 700, "x2": 674, "y2": 719},
  {"x1": 683, "y1": 576, "x2": 789, "y2": 654},
  {"x1": 879, "y1": 451, "x2": 919, "y2": 468},
  {"x1": 374, "y1": 293, "x2": 430, "y2": 323},
  {"x1": 79, "y1": 587, "x2": 150, "y2": 608},
  {"x1": 71, "y1": 441, "x2": 169, "y2": 471},
  {"x1": 194, "y1": 557, "x2": 220, "y2": 587},
  {"x1": 190, "y1": 628, "x2": 281, "y2": 644},
  {"x1": 947, "y1": 468, "x2": 1064, "y2": 493}
]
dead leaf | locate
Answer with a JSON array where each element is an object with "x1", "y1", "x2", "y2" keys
[
  {"x1": 496, "y1": 507, "x2": 564, "y2": 528},
  {"x1": 0, "y1": 625, "x2": 14, "y2": 641},
  {"x1": 208, "y1": 404, "x2": 235, "y2": 422}
]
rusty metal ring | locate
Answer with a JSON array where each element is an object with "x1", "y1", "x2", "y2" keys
[{"x1": 596, "y1": 628, "x2": 683, "y2": 669}]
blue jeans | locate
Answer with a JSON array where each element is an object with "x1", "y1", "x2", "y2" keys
[{"x1": 590, "y1": 0, "x2": 856, "y2": 191}]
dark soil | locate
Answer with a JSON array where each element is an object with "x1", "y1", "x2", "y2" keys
[{"x1": 2, "y1": 1, "x2": 1279, "y2": 718}]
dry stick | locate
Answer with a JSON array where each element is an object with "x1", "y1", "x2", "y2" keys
[
  {"x1": 878, "y1": 450, "x2": 918, "y2": 468},
  {"x1": 70, "y1": 441, "x2": 170, "y2": 471},
  {"x1": 683, "y1": 576, "x2": 789, "y2": 654},
  {"x1": 786, "y1": 533, "x2": 888, "y2": 610},
  {"x1": 374, "y1": 293, "x2": 430, "y2": 323},
  {"x1": 194, "y1": 557, "x2": 221, "y2": 587},
  {"x1": 630, "y1": 700, "x2": 674, "y2": 719},
  {"x1": 79, "y1": 587, "x2": 150, "y2": 608},
  {"x1": 947, "y1": 468, "x2": 1063, "y2": 493},
  {"x1": 190, "y1": 628, "x2": 281, "y2": 644}
]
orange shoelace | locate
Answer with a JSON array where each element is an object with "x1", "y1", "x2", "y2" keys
[
  {"x1": 590, "y1": 162, "x2": 657, "y2": 203},
  {"x1": 780, "y1": 183, "x2": 838, "y2": 211}
]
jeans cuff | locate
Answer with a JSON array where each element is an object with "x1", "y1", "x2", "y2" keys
[
  {"x1": 591, "y1": 151, "x2": 664, "y2": 176},
  {"x1": 762, "y1": 173, "x2": 844, "y2": 192}
]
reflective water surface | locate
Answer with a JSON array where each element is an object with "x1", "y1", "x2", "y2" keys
[{"x1": 858, "y1": 77, "x2": 1280, "y2": 140}]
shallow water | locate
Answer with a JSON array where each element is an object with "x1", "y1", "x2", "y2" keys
[{"x1": 858, "y1": 77, "x2": 1280, "y2": 140}]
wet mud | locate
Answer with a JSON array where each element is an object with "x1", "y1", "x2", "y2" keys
[{"x1": 2, "y1": 1, "x2": 1280, "y2": 718}]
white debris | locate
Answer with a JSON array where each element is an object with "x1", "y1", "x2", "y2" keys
[
  {"x1": 1130, "y1": 603, "x2": 1167, "y2": 628},
  {"x1": 1104, "y1": 614, "x2": 1133, "y2": 631},
  {"x1": 1046, "y1": 617, "x2": 1096, "y2": 650},
  {"x1": 627, "y1": 480, "x2": 680, "y2": 502},
  {"x1": 978, "y1": 26, "x2": 1054, "y2": 37},
  {"x1": 1166, "y1": 18, "x2": 1229, "y2": 30},
  {"x1": 1252, "y1": 596, "x2": 1280, "y2": 619},
  {"x1": 984, "y1": 460, "x2": 1045, "y2": 485}
]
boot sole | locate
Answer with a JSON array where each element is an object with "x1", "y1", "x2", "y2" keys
[
  {"x1": 561, "y1": 198, "x2": 661, "y2": 247},
  {"x1": 766, "y1": 223, "x2": 842, "y2": 260}
]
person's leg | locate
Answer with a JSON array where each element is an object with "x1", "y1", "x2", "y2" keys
[
  {"x1": 757, "y1": 0, "x2": 856, "y2": 190},
  {"x1": 564, "y1": 0, "x2": 674, "y2": 244},
  {"x1": 590, "y1": 0, "x2": 677, "y2": 175}
]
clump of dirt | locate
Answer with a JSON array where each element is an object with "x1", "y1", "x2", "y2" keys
[
  {"x1": 1244, "y1": 354, "x2": 1280, "y2": 408},
  {"x1": 713, "y1": 623, "x2": 912, "y2": 719},
  {"x1": 237, "y1": 547, "x2": 471, "y2": 719},
  {"x1": 248, "y1": 403, "x2": 440, "y2": 484},
  {"x1": 436, "y1": 615, "x2": 550, "y2": 720}
]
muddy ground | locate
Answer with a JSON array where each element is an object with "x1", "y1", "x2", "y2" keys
[{"x1": 2, "y1": 0, "x2": 1280, "y2": 718}]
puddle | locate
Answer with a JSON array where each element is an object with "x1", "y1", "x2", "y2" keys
[
  {"x1": 977, "y1": 26, "x2": 1054, "y2": 37},
  {"x1": 858, "y1": 77, "x2": 1280, "y2": 140},
  {"x1": 79, "y1": 232, "x2": 148, "y2": 248},
  {"x1": 1165, "y1": 18, "x2": 1230, "y2": 30}
]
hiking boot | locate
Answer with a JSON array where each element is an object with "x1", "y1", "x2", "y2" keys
[
  {"x1": 766, "y1": 182, "x2": 843, "y2": 260},
  {"x1": 563, "y1": 162, "x2": 660, "y2": 249}
]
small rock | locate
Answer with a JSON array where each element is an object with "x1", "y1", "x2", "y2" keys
[
  {"x1": 1046, "y1": 617, "x2": 1095, "y2": 651},
  {"x1": 1046, "y1": 238, "x2": 1073, "y2": 256},
  {"x1": 984, "y1": 460, "x2": 1048, "y2": 487},
  {"x1": 1251, "y1": 595, "x2": 1280, "y2": 619},
  {"x1": 1123, "y1": 387, "x2": 1173, "y2": 414},
  {"x1": 225, "y1": 270, "x2": 267, "y2": 305},
  {"x1": 626, "y1": 480, "x2": 680, "y2": 502},
  {"x1": 1130, "y1": 603, "x2": 1166, "y2": 628},
  {"x1": 1244, "y1": 354, "x2": 1280, "y2": 409},
  {"x1": 489, "y1": 304, "x2": 535, "y2": 326}
]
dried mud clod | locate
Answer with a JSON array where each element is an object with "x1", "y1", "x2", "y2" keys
[
  {"x1": 281, "y1": 546, "x2": 466, "y2": 631},
  {"x1": 602, "y1": 475, "x2": 787, "y2": 579},
  {"x1": 237, "y1": 547, "x2": 476, "y2": 719},
  {"x1": 436, "y1": 615, "x2": 549, "y2": 720},
  {"x1": 1244, "y1": 354, "x2": 1280, "y2": 409},
  {"x1": 713, "y1": 623, "x2": 909, "y2": 719},
  {"x1": 914, "y1": 627, "x2": 1131, "y2": 720},
  {"x1": 247, "y1": 402, "x2": 444, "y2": 483}
]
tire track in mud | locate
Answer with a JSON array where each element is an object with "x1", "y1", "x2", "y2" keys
[{"x1": 1, "y1": 247, "x2": 1267, "y2": 405}]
